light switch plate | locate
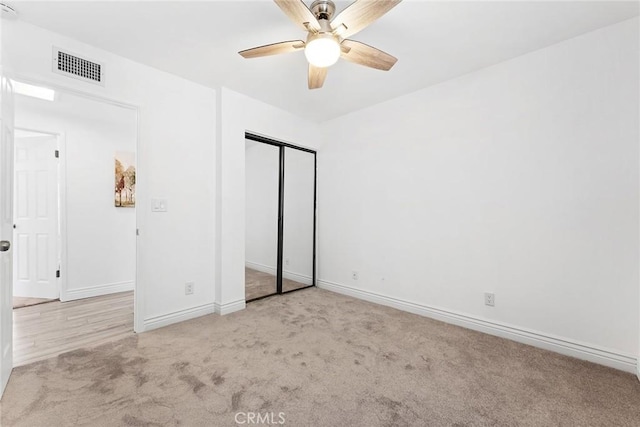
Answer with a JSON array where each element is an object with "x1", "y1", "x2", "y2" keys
[{"x1": 151, "y1": 198, "x2": 168, "y2": 212}]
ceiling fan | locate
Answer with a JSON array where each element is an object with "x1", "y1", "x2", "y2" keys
[{"x1": 239, "y1": 0, "x2": 402, "y2": 89}]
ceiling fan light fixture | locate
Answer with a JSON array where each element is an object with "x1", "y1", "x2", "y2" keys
[
  {"x1": 304, "y1": 34, "x2": 340, "y2": 68},
  {"x1": 240, "y1": 0, "x2": 402, "y2": 89}
]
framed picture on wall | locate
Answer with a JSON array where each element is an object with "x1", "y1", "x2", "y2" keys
[{"x1": 115, "y1": 151, "x2": 136, "y2": 207}]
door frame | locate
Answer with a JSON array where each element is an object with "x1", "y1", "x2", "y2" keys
[
  {"x1": 7, "y1": 73, "x2": 143, "y2": 333},
  {"x1": 13, "y1": 127, "x2": 63, "y2": 300},
  {"x1": 1, "y1": 75, "x2": 15, "y2": 399},
  {"x1": 244, "y1": 132, "x2": 317, "y2": 302}
]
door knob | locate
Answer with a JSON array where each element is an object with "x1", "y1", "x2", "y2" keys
[{"x1": 0, "y1": 241, "x2": 10, "y2": 252}]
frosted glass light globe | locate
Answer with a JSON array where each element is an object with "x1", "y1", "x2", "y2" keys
[{"x1": 304, "y1": 36, "x2": 341, "y2": 68}]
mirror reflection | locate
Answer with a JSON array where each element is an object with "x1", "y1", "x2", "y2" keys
[
  {"x1": 244, "y1": 139, "x2": 279, "y2": 300},
  {"x1": 282, "y1": 147, "x2": 315, "y2": 292}
]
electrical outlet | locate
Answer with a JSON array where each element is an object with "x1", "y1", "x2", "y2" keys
[
  {"x1": 352, "y1": 271, "x2": 359, "y2": 280},
  {"x1": 185, "y1": 282, "x2": 195, "y2": 295},
  {"x1": 484, "y1": 292, "x2": 495, "y2": 307}
]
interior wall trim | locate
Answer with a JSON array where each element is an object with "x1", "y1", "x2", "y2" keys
[
  {"x1": 214, "y1": 299, "x2": 246, "y2": 316},
  {"x1": 143, "y1": 303, "x2": 216, "y2": 332},
  {"x1": 62, "y1": 280, "x2": 134, "y2": 302},
  {"x1": 317, "y1": 279, "x2": 637, "y2": 374}
]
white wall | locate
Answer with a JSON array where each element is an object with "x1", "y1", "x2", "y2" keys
[
  {"x1": 15, "y1": 92, "x2": 136, "y2": 301},
  {"x1": 216, "y1": 88, "x2": 320, "y2": 312},
  {"x1": 318, "y1": 18, "x2": 639, "y2": 372},
  {"x1": 3, "y1": 20, "x2": 216, "y2": 331}
]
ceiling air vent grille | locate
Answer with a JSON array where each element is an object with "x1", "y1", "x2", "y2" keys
[{"x1": 52, "y1": 47, "x2": 105, "y2": 86}]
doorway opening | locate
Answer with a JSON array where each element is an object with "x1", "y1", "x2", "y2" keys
[
  {"x1": 11, "y1": 81, "x2": 138, "y2": 367},
  {"x1": 245, "y1": 132, "x2": 316, "y2": 302}
]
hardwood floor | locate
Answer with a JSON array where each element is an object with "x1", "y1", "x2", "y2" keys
[{"x1": 13, "y1": 291, "x2": 134, "y2": 367}]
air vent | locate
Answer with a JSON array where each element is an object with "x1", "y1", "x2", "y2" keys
[
  {"x1": 57, "y1": 51, "x2": 101, "y2": 81},
  {"x1": 52, "y1": 47, "x2": 105, "y2": 86}
]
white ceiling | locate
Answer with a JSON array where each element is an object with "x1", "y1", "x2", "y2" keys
[{"x1": 11, "y1": 1, "x2": 639, "y2": 122}]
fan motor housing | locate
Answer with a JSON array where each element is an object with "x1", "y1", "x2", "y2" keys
[{"x1": 310, "y1": 0, "x2": 336, "y2": 21}]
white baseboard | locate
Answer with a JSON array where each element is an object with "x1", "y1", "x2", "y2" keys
[
  {"x1": 62, "y1": 280, "x2": 134, "y2": 302},
  {"x1": 143, "y1": 303, "x2": 216, "y2": 332},
  {"x1": 245, "y1": 261, "x2": 312, "y2": 286},
  {"x1": 318, "y1": 279, "x2": 638, "y2": 374},
  {"x1": 214, "y1": 299, "x2": 246, "y2": 315}
]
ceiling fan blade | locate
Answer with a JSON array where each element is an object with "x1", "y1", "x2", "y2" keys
[
  {"x1": 331, "y1": 0, "x2": 401, "y2": 39},
  {"x1": 340, "y1": 39, "x2": 397, "y2": 71},
  {"x1": 239, "y1": 40, "x2": 305, "y2": 59},
  {"x1": 274, "y1": 0, "x2": 321, "y2": 33},
  {"x1": 308, "y1": 64, "x2": 328, "y2": 89}
]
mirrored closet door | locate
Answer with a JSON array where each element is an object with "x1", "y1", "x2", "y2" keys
[
  {"x1": 245, "y1": 139, "x2": 279, "y2": 301},
  {"x1": 282, "y1": 147, "x2": 315, "y2": 293},
  {"x1": 244, "y1": 133, "x2": 316, "y2": 302}
]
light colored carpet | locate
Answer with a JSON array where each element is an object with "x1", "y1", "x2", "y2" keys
[
  {"x1": 245, "y1": 267, "x2": 309, "y2": 301},
  {"x1": 1, "y1": 288, "x2": 639, "y2": 426},
  {"x1": 12, "y1": 297, "x2": 57, "y2": 310}
]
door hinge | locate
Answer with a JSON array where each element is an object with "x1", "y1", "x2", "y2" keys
[
  {"x1": 56, "y1": 269, "x2": 60, "y2": 278},
  {"x1": 55, "y1": 150, "x2": 59, "y2": 158}
]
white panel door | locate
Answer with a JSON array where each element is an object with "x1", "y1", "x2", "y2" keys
[
  {"x1": 13, "y1": 135, "x2": 58, "y2": 299},
  {"x1": 0, "y1": 76, "x2": 15, "y2": 398}
]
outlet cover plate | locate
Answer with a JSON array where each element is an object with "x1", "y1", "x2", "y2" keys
[
  {"x1": 185, "y1": 282, "x2": 194, "y2": 295},
  {"x1": 484, "y1": 292, "x2": 495, "y2": 307}
]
